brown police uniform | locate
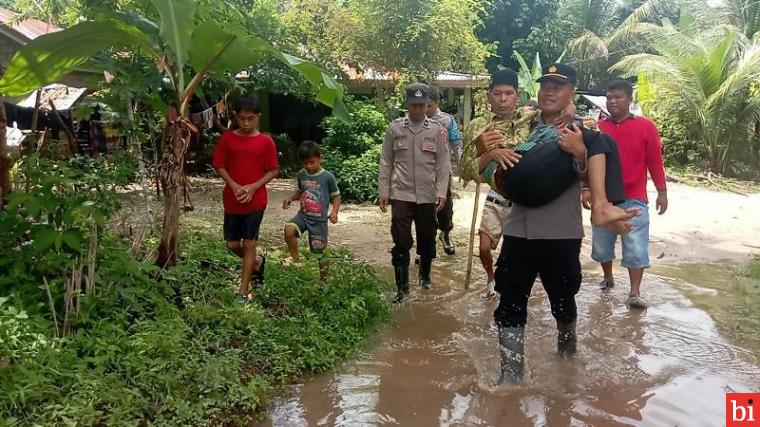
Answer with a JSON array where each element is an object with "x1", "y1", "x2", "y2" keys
[{"x1": 378, "y1": 84, "x2": 451, "y2": 300}]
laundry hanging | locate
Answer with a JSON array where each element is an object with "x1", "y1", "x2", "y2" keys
[{"x1": 202, "y1": 107, "x2": 214, "y2": 130}]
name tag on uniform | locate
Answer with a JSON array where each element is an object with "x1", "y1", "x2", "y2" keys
[{"x1": 422, "y1": 141, "x2": 437, "y2": 152}]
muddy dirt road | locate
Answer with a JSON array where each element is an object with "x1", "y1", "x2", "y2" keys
[{"x1": 165, "y1": 178, "x2": 760, "y2": 426}]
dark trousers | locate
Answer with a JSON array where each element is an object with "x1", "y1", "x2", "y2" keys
[
  {"x1": 391, "y1": 200, "x2": 437, "y2": 266},
  {"x1": 436, "y1": 181, "x2": 454, "y2": 232},
  {"x1": 494, "y1": 236, "x2": 582, "y2": 328}
]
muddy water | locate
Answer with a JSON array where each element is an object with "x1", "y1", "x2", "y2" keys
[{"x1": 259, "y1": 259, "x2": 760, "y2": 426}]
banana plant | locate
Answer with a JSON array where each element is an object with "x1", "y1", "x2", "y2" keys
[
  {"x1": 0, "y1": 0, "x2": 349, "y2": 267},
  {"x1": 513, "y1": 51, "x2": 541, "y2": 102}
]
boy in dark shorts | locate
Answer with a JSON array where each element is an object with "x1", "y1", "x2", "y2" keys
[
  {"x1": 212, "y1": 97, "x2": 279, "y2": 302},
  {"x1": 283, "y1": 141, "x2": 341, "y2": 280}
]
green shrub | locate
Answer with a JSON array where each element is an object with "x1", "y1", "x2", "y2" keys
[
  {"x1": 320, "y1": 101, "x2": 387, "y2": 204},
  {"x1": 747, "y1": 256, "x2": 760, "y2": 281},
  {"x1": 272, "y1": 133, "x2": 301, "y2": 177},
  {"x1": 1, "y1": 151, "x2": 390, "y2": 425},
  {"x1": 321, "y1": 101, "x2": 387, "y2": 159},
  {"x1": 327, "y1": 144, "x2": 382, "y2": 204},
  {"x1": 0, "y1": 298, "x2": 52, "y2": 366},
  {"x1": 1, "y1": 155, "x2": 126, "y2": 310},
  {"x1": 1, "y1": 219, "x2": 389, "y2": 426}
]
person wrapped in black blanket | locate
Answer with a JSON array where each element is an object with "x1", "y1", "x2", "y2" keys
[{"x1": 484, "y1": 120, "x2": 626, "y2": 208}]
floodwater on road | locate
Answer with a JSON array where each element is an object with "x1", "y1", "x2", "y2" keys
[{"x1": 258, "y1": 260, "x2": 760, "y2": 426}]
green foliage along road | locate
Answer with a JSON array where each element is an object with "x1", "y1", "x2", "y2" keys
[{"x1": 0, "y1": 157, "x2": 389, "y2": 426}]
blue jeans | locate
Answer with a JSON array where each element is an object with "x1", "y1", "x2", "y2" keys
[{"x1": 591, "y1": 199, "x2": 650, "y2": 269}]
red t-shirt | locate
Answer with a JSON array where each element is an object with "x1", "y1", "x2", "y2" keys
[
  {"x1": 599, "y1": 115, "x2": 667, "y2": 202},
  {"x1": 212, "y1": 131, "x2": 278, "y2": 214}
]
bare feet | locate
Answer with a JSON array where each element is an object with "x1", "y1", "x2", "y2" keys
[
  {"x1": 591, "y1": 202, "x2": 639, "y2": 227},
  {"x1": 282, "y1": 256, "x2": 302, "y2": 268}
]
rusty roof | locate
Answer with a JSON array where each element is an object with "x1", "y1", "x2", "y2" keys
[
  {"x1": 17, "y1": 84, "x2": 87, "y2": 111},
  {"x1": 0, "y1": 7, "x2": 62, "y2": 42}
]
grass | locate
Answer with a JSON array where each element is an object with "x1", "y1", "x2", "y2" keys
[
  {"x1": 1, "y1": 221, "x2": 391, "y2": 426},
  {"x1": 667, "y1": 166, "x2": 760, "y2": 194},
  {"x1": 745, "y1": 256, "x2": 760, "y2": 281}
]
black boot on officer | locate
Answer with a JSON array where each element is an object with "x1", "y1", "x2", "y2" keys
[
  {"x1": 440, "y1": 231, "x2": 455, "y2": 256},
  {"x1": 497, "y1": 325, "x2": 525, "y2": 384},
  {"x1": 393, "y1": 255, "x2": 410, "y2": 303},
  {"x1": 419, "y1": 256, "x2": 433, "y2": 289},
  {"x1": 557, "y1": 320, "x2": 577, "y2": 358}
]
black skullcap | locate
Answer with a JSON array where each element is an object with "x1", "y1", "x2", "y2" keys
[{"x1": 489, "y1": 69, "x2": 519, "y2": 90}]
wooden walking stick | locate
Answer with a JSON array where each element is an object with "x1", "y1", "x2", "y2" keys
[{"x1": 464, "y1": 181, "x2": 481, "y2": 290}]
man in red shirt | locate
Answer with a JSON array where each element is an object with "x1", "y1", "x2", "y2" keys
[
  {"x1": 212, "y1": 97, "x2": 279, "y2": 302},
  {"x1": 585, "y1": 80, "x2": 668, "y2": 309}
]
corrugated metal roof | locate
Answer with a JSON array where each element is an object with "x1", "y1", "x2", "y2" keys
[
  {"x1": 0, "y1": 7, "x2": 62, "y2": 41},
  {"x1": 342, "y1": 66, "x2": 489, "y2": 88},
  {"x1": 17, "y1": 84, "x2": 87, "y2": 111}
]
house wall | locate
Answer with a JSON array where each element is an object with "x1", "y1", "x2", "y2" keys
[{"x1": 0, "y1": 33, "x2": 20, "y2": 70}]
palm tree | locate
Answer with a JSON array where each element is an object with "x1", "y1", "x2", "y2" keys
[
  {"x1": 564, "y1": 0, "x2": 677, "y2": 89},
  {"x1": 611, "y1": 22, "x2": 760, "y2": 174},
  {"x1": 716, "y1": 0, "x2": 760, "y2": 39}
]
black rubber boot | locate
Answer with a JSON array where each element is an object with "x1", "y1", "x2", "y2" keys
[
  {"x1": 441, "y1": 231, "x2": 455, "y2": 256},
  {"x1": 497, "y1": 326, "x2": 525, "y2": 384},
  {"x1": 557, "y1": 320, "x2": 577, "y2": 358},
  {"x1": 393, "y1": 264, "x2": 410, "y2": 303},
  {"x1": 419, "y1": 257, "x2": 433, "y2": 289}
]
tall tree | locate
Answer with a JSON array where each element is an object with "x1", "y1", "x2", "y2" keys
[
  {"x1": 514, "y1": 0, "x2": 677, "y2": 89},
  {"x1": 477, "y1": 0, "x2": 558, "y2": 71},
  {"x1": 280, "y1": 0, "x2": 360, "y2": 72},
  {"x1": 344, "y1": 0, "x2": 489, "y2": 75}
]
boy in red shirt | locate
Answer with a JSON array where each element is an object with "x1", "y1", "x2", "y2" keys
[
  {"x1": 212, "y1": 97, "x2": 279, "y2": 302},
  {"x1": 585, "y1": 80, "x2": 668, "y2": 309}
]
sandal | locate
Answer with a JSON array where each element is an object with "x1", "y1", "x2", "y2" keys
[
  {"x1": 253, "y1": 255, "x2": 266, "y2": 286},
  {"x1": 626, "y1": 294, "x2": 649, "y2": 309},
  {"x1": 599, "y1": 279, "x2": 615, "y2": 290},
  {"x1": 480, "y1": 280, "x2": 498, "y2": 299}
]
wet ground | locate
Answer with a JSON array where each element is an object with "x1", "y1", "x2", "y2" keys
[
  {"x1": 115, "y1": 178, "x2": 760, "y2": 425},
  {"x1": 260, "y1": 260, "x2": 760, "y2": 426}
]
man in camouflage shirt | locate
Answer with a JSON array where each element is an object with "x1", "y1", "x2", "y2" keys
[{"x1": 461, "y1": 69, "x2": 536, "y2": 298}]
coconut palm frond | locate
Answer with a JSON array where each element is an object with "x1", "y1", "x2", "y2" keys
[
  {"x1": 609, "y1": 53, "x2": 674, "y2": 77},
  {"x1": 567, "y1": 30, "x2": 609, "y2": 61},
  {"x1": 624, "y1": 0, "x2": 677, "y2": 25},
  {"x1": 614, "y1": 18, "x2": 760, "y2": 174},
  {"x1": 609, "y1": 20, "x2": 697, "y2": 58},
  {"x1": 706, "y1": 42, "x2": 760, "y2": 113},
  {"x1": 720, "y1": 0, "x2": 760, "y2": 39}
]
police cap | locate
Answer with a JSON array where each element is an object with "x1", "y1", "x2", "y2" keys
[
  {"x1": 406, "y1": 83, "x2": 430, "y2": 104},
  {"x1": 536, "y1": 63, "x2": 577, "y2": 86}
]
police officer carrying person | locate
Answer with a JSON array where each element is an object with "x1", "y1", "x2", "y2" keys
[
  {"x1": 426, "y1": 87, "x2": 462, "y2": 256},
  {"x1": 379, "y1": 83, "x2": 451, "y2": 303},
  {"x1": 477, "y1": 63, "x2": 634, "y2": 384}
]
